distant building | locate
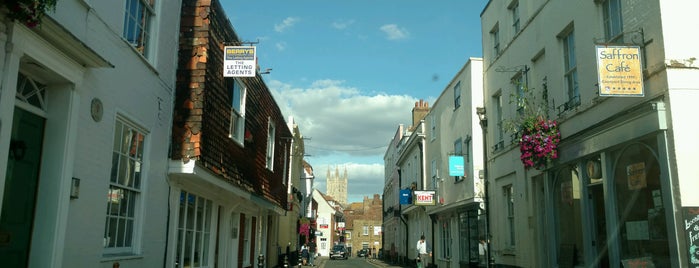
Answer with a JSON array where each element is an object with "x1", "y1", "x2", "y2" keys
[
  {"x1": 344, "y1": 195, "x2": 383, "y2": 258},
  {"x1": 326, "y1": 166, "x2": 348, "y2": 206}
]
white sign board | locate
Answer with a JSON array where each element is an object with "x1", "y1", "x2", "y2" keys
[{"x1": 223, "y1": 46, "x2": 256, "y2": 77}]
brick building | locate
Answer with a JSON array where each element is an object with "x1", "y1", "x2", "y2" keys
[{"x1": 344, "y1": 194, "x2": 383, "y2": 257}]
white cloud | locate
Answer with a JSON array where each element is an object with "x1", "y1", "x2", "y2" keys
[
  {"x1": 275, "y1": 42, "x2": 287, "y2": 51},
  {"x1": 266, "y1": 79, "x2": 417, "y2": 202},
  {"x1": 380, "y1": 24, "x2": 410, "y2": 40},
  {"x1": 275, "y1": 17, "x2": 300, "y2": 33},
  {"x1": 331, "y1": 19, "x2": 355, "y2": 30}
]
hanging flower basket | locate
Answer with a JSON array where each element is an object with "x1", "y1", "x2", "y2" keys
[
  {"x1": 518, "y1": 117, "x2": 560, "y2": 170},
  {"x1": 2, "y1": 0, "x2": 57, "y2": 28}
]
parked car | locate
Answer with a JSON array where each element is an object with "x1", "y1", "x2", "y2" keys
[
  {"x1": 357, "y1": 248, "x2": 368, "y2": 257},
  {"x1": 330, "y1": 244, "x2": 348, "y2": 260}
]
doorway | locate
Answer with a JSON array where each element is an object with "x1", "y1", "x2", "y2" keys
[{"x1": 0, "y1": 108, "x2": 46, "y2": 267}]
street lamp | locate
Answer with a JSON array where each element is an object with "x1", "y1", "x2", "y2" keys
[{"x1": 476, "y1": 107, "x2": 494, "y2": 267}]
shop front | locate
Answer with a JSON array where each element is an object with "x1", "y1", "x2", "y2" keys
[{"x1": 548, "y1": 100, "x2": 678, "y2": 267}]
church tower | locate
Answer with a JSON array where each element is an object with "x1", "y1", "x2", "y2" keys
[{"x1": 326, "y1": 166, "x2": 348, "y2": 206}]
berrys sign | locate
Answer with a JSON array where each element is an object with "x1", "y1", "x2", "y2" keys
[
  {"x1": 414, "y1": 191, "x2": 436, "y2": 206},
  {"x1": 224, "y1": 46, "x2": 256, "y2": 77}
]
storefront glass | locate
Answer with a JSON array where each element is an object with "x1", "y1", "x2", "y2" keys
[
  {"x1": 613, "y1": 140, "x2": 670, "y2": 267},
  {"x1": 553, "y1": 166, "x2": 585, "y2": 267}
]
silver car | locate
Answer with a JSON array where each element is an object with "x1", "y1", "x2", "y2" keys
[{"x1": 329, "y1": 244, "x2": 348, "y2": 260}]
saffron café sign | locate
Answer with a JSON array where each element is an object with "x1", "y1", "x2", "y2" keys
[
  {"x1": 224, "y1": 46, "x2": 256, "y2": 77},
  {"x1": 414, "y1": 191, "x2": 436, "y2": 206},
  {"x1": 596, "y1": 45, "x2": 644, "y2": 97}
]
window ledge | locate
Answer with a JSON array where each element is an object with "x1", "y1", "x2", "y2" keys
[{"x1": 101, "y1": 253, "x2": 144, "y2": 262}]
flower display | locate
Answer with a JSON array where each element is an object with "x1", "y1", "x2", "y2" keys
[
  {"x1": 518, "y1": 117, "x2": 560, "y2": 169},
  {"x1": 2, "y1": 0, "x2": 57, "y2": 28}
]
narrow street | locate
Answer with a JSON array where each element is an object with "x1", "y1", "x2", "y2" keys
[{"x1": 313, "y1": 256, "x2": 408, "y2": 268}]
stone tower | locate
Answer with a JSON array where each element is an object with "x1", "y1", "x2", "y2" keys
[{"x1": 326, "y1": 166, "x2": 348, "y2": 206}]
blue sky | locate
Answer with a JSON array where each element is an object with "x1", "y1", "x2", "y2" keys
[{"x1": 223, "y1": 1, "x2": 489, "y2": 203}]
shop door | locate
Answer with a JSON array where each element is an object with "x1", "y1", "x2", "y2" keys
[
  {"x1": 0, "y1": 108, "x2": 45, "y2": 267},
  {"x1": 589, "y1": 183, "x2": 610, "y2": 267}
]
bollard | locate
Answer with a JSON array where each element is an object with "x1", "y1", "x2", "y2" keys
[
  {"x1": 283, "y1": 255, "x2": 289, "y2": 267},
  {"x1": 258, "y1": 254, "x2": 264, "y2": 268}
]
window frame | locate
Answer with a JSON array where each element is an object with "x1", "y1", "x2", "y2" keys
[
  {"x1": 493, "y1": 92, "x2": 504, "y2": 151},
  {"x1": 363, "y1": 225, "x2": 369, "y2": 236},
  {"x1": 123, "y1": 0, "x2": 155, "y2": 56},
  {"x1": 562, "y1": 30, "x2": 580, "y2": 108},
  {"x1": 266, "y1": 118, "x2": 276, "y2": 171},
  {"x1": 602, "y1": 0, "x2": 623, "y2": 42},
  {"x1": 490, "y1": 24, "x2": 501, "y2": 57},
  {"x1": 174, "y1": 191, "x2": 214, "y2": 268},
  {"x1": 454, "y1": 138, "x2": 464, "y2": 182},
  {"x1": 440, "y1": 219, "x2": 452, "y2": 259},
  {"x1": 453, "y1": 81, "x2": 462, "y2": 109},
  {"x1": 104, "y1": 117, "x2": 148, "y2": 255},
  {"x1": 504, "y1": 185, "x2": 515, "y2": 247},
  {"x1": 509, "y1": 0, "x2": 520, "y2": 34},
  {"x1": 229, "y1": 79, "x2": 247, "y2": 145}
]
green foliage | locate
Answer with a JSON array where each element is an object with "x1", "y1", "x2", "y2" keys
[{"x1": 2, "y1": 0, "x2": 57, "y2": 28}]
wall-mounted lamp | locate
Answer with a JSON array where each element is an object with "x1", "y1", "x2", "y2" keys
[
  {"x1": 9, "y1": 139, "x2": 27, "y2": 161},
  {"x1": 476, "y1": 107, "x2": 487, "y2": 128},
  {"x1": 70, "y1": 177, "x2": 80, "y2": 199}
]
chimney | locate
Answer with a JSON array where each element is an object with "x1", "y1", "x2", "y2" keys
[{"x1": 410, "y1": 99, "x2": 429, "y2": 131}]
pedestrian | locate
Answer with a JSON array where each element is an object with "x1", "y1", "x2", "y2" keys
[
  {"x1": 308, "y1": 239, "x2": 317, "y2": 266},
  {"x1": 416, "y1": 235, "x2": 431, "y2": 268},
  {"x1": 301, "y1": 243, "x2": 309, "y2": 266},
  {"x1": 479, "y1": 238, "x2": 488, "y2": 264}
]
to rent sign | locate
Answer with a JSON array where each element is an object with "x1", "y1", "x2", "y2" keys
[
  {"x1": 224, "y1": 46, "x2": 256, "y2": 77},
  {"x1": 596, "y1": 45, "x2": 644, "y2": 97},
  {"x1": 414, "y1": 191, "x2": 436, "y2": 206}
]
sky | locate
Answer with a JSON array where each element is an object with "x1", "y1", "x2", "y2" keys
[{"x1": 223, "y1": 1, "x2": 489, "y2": 203}]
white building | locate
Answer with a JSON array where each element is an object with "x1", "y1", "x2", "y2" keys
[
  {"x1": 0, "y1": 0, "x2": 180, "y2": 267},
  {"x1": 312, "y1": 189, "x2": 343, "y2": 257},
  {"x1": 481, "y1": 0, "x2": 699, "y2": 267},
  {"x1": 382, "y1": 124, "x2": 404, "y2": 263},
  {"x1": 424, "y1": 58, "x2": 485, "y2": 268},
  {"x1": 395, "y1": 100, "x2": 432, "y2": 264}
]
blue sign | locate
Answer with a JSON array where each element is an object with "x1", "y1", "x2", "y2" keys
[
  {"x1": 399, "y1": 189, "x2": 412, "y2": 205},
  {"x1": 449, "y1": 155, "x2": 465, "y2": 176}
]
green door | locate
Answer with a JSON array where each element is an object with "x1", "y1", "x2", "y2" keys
[{"x1": 0, "y1": 108, "x2": 45, "y2": 267}]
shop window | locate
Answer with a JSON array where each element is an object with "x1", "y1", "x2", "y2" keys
[
  {"x1": 613, "y1": 141, "x2": 669, "y2": 266},
  {"x1": 553, "y1": 166, "x2": 584, "y2": 267}
]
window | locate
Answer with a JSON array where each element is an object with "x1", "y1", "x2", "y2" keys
[
  {"x1": 504, "y1": 185, "x2": 515, "y2": 247},
  {"x1": 453, "y1": 81, "x2": 462, "y2": 109},
  {"x1": 266, "y1": 119, "x2": 276, "y2": 170},
  {"x1": 243, "y1": 216, "x2": 253, "y2": 266},
  {"x1": 513, "y1": 74, "x2": 525, "y2": 115},
  {"x1": 562, "y1": 30, "x2": 579, "y2": 109},
  {"x1": 363, "y1": 225, "x2": 369, "y2": 236},
  {"x1": 493, "y1": 93, "x2": 504, "y2": 150},
  {"x1": 491, "y1": 24, "x2": 501, "y2": 57},
  {"x1": 431, "y1": 159, "x2": 438, "y2": 189},
  {"x1": 429, "y1": 114, "x2": 437, "y2": 141},
  {"x1": 602, "y1": 0, "x2": 623, "y2": 42},
  {"x1": 123, "y1": 0, "x2": 155, "y2": 56},
  {"x1": 229, "y1": 79, "x2": 247, "y2": 143},
  {"x1": 440, "y1": 219, "x2": 451, "y2": 259},
  {"x1": 510, "y1": 0, "x2": 520, "y2": 33},
  {"x1": 454, "y1": 138, "x2": 463, "y2": 182},
  {"x1": 104, "y1": 118, "x2": 146, "y2": 254},
  {"x1": 175, "y1": 191, "x2": 213, "y2": 267}
]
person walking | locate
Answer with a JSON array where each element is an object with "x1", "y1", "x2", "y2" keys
[
  {"x1": 301, "y1": 243, "x2": 309, "y2": 266},
  {"x1": 479, "y1": 238, "x2": 488, "y2": 265},
  {"x1": 416, "y1": 235, "x2": 431, "y2": 268},
  {"x1": 308, "y1": 239, "x2": 317, "y2": 266}
]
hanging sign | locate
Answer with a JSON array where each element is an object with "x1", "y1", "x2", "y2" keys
[
  {"x1": 399, "y1": 189, "x2": 412, "y2": 205},
  {"x1": 224, "y1": 46, "x2": 256, "y2": 77},
  {"x1": 414, "y1": 190, "x2": 436, "y2": 206},
  {"x1": 596, "y1": 45, "x2": 644, "y2": 97},
  {"x1": 448, "y1": 155, "x2": 465, "y2": 177}
]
